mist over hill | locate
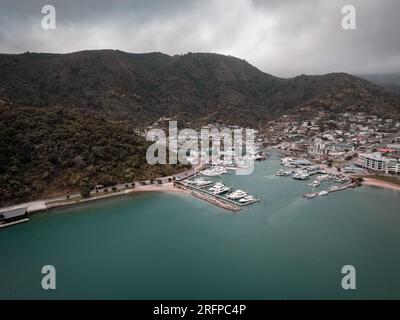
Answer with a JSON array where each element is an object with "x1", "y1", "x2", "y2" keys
[{"x1": 356, "y1": 73, "x2": 400, "y2": 95}]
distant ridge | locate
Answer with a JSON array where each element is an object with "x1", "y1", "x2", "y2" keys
[{"x1": 356, "y1": 73, "x2": 400, "y2": 95}]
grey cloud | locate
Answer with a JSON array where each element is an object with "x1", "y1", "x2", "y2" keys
[{"x1": 0, "y1": 0, "x2": 399, "y2": 77}]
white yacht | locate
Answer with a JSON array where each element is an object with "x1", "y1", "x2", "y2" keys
[
  {"x1": 200, "y1": 166, "x2": 227, "y2": 177},
  {"x1": 276, "y1": 169, "x2": 285, "y2": 176},
  {"x1": 316, "y1": 175, "x2": 330, "y2": 182},
  {"x1": 292, "y1": 170, "x2": 310, "y2": 180},
  {"x1": 319, "y1": 191, "x2": 329, "y2": 196},
  {"x1": 226, "y1": 190, "x2": 248, "y2": 200},
  {"x1": 303, "y1": 193, "x2": 317, "y2": 199},
  {"x1": 277, "y1": 169, "x2": 293, "y2": 177},
  {"x1": 306, "y1": 180, "x2": 320, "y2": 187},
  {"x1": 239, "y1": 196, "x2": 256, "y2": 203},
  {"x1": 335, "y1": 176, "x2": 351, "y2": 184},
  {"x1": 209, "y1": 183, "x2": 231, "y2": 195},
  {"x1": 189, "y1": 178, "x2": 214, "y2": 188},
  {"x1": 281, "y1": 157, "x2": 294, "y2": 167}
]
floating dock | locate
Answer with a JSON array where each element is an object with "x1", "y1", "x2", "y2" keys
[{"x1": 303, "y1": 183, "x2": 356, "y2": 199}]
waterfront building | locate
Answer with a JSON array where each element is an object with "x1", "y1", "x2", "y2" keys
[{"x1": 357, "y1": 153, "x2": 400, "y2": 174}]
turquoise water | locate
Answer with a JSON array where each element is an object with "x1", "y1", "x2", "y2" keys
[{"x1": 1, "y1": 154, "x2": 400, "y2": 300}]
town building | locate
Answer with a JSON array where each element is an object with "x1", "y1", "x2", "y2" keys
[{"x1": 357, "y1": 153, "x2": 400, "y2": 174}]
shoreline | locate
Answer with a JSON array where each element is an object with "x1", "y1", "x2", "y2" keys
[
  {"x1": 361, "y1": 178, "x2": 400, "y2": 192},
  {"x1": 0, "y1": 183, "x2": 194, "y2": 217},
  {"x1": 0, "y1": 163, "x2": 206, "y2": 216},
  {"x1": 43, "y1": 183, "x2": 193, "y2": 213},
  {"x1": 44, "y1": 183, "x2": 193, "y2": 213}
]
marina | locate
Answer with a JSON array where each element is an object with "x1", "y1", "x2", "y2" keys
[
  {"x1": 276, "y1": 157, "x2": 360, "y2": 200},
  {"x1": 177, "y1": 178, "x2": 260, "y2": 211}
]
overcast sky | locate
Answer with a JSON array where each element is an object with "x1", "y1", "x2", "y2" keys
[{"x1": 0, "y1": 0, "x2": 399, "y2": 77}]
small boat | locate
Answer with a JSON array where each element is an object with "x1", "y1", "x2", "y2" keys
[
  {"x1": 303, "y1": 193, "x2": 317, "y2": 199},
  {"x1": 254, "y1": 155, "x2": 264, "y2": 161},
  {"x1": 328, "y1": 186, "x2": 339, "y2": 192},
  {"x1": 306, "y1": 180, "x2": 320, "y2": 187},
  {"x1": 276, "y1": 169, "x2": 285, "y2": 176},
  {"x1": 319, "y1": 191, "x2": 329, "y2": 196}
]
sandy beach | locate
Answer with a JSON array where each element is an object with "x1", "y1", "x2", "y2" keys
[
  {"x1": 131, "y1": 182, "x2": 192, "y2": 195},
  {"x1": 362, "y1": 178, "x2": 400, "y2": 192},
  {"x1": 0, "y1": 163, "x2": 205, "y2": 214}
]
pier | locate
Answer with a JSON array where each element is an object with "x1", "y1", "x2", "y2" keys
[
  {"x1": 303, "y1": 183, "x2": 356, "y2": 199},
  {"x1": 176, "y1": 181, "x2": 259, "y2": 212},
  {"x1": 327, "y1": 183, "x2": 356, "y2": 193}
]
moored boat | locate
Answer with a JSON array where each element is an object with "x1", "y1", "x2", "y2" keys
[
  {"x1": 303, "y1": 193, "x2": 317, "y2": 199},
  {"x1": 226, "y1": 190, "x2": 248, "y2": 200},
  {"x1": 239, "y1": 196, "x2": 257, "y2": 203}
]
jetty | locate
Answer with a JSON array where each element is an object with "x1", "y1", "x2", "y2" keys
[
  {"x1": 303, "y1": 183, "x2": 356, "y2": 199},
  {"x1": 176, "y1": 181, "x2": 259, "y2": 212},
  {"x1": 191, "y1": 191, "x2": 241, "y2": 212}
]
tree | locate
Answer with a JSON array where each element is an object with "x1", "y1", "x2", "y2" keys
[{"x1": 80, "y1": 186, "x2": 91, "y2": 198}]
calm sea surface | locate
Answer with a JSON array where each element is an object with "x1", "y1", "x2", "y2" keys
[{"x1": 1, "y1": 154, "x2": 400, "y2": 299}]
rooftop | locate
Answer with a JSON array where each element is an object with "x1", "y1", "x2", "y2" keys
[{"x1": 0, "y1": 207, "x2": 28, "y2": 220}]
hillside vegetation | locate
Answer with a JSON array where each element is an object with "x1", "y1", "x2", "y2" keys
[
  {"x1": 0, "y1": 104, "x2": 186, "y2": 206},
  {"x1": 1, "y1": 51, "x2": 399, "y2": 128},
  {"x1": 1, "y1": 50, "x2": 400, "y2": 206}
]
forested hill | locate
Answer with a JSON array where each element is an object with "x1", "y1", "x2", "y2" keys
[
  {"x1": 0, "y1": 103, "x2": 187, "y2": 206},
  {"x1": 1, "y1": 50, "x2": 400, "y2": 206},
  {"x1": 0, "y1": 50, "x2": 399, "y2": 127}
]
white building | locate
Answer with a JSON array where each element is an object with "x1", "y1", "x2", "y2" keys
[
  {"x1": 309, "y1": 139, "x2": 354, "y2": 157},
  {"x1": 358, "y1": 153, "x2": 400, "y2": 174}
]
